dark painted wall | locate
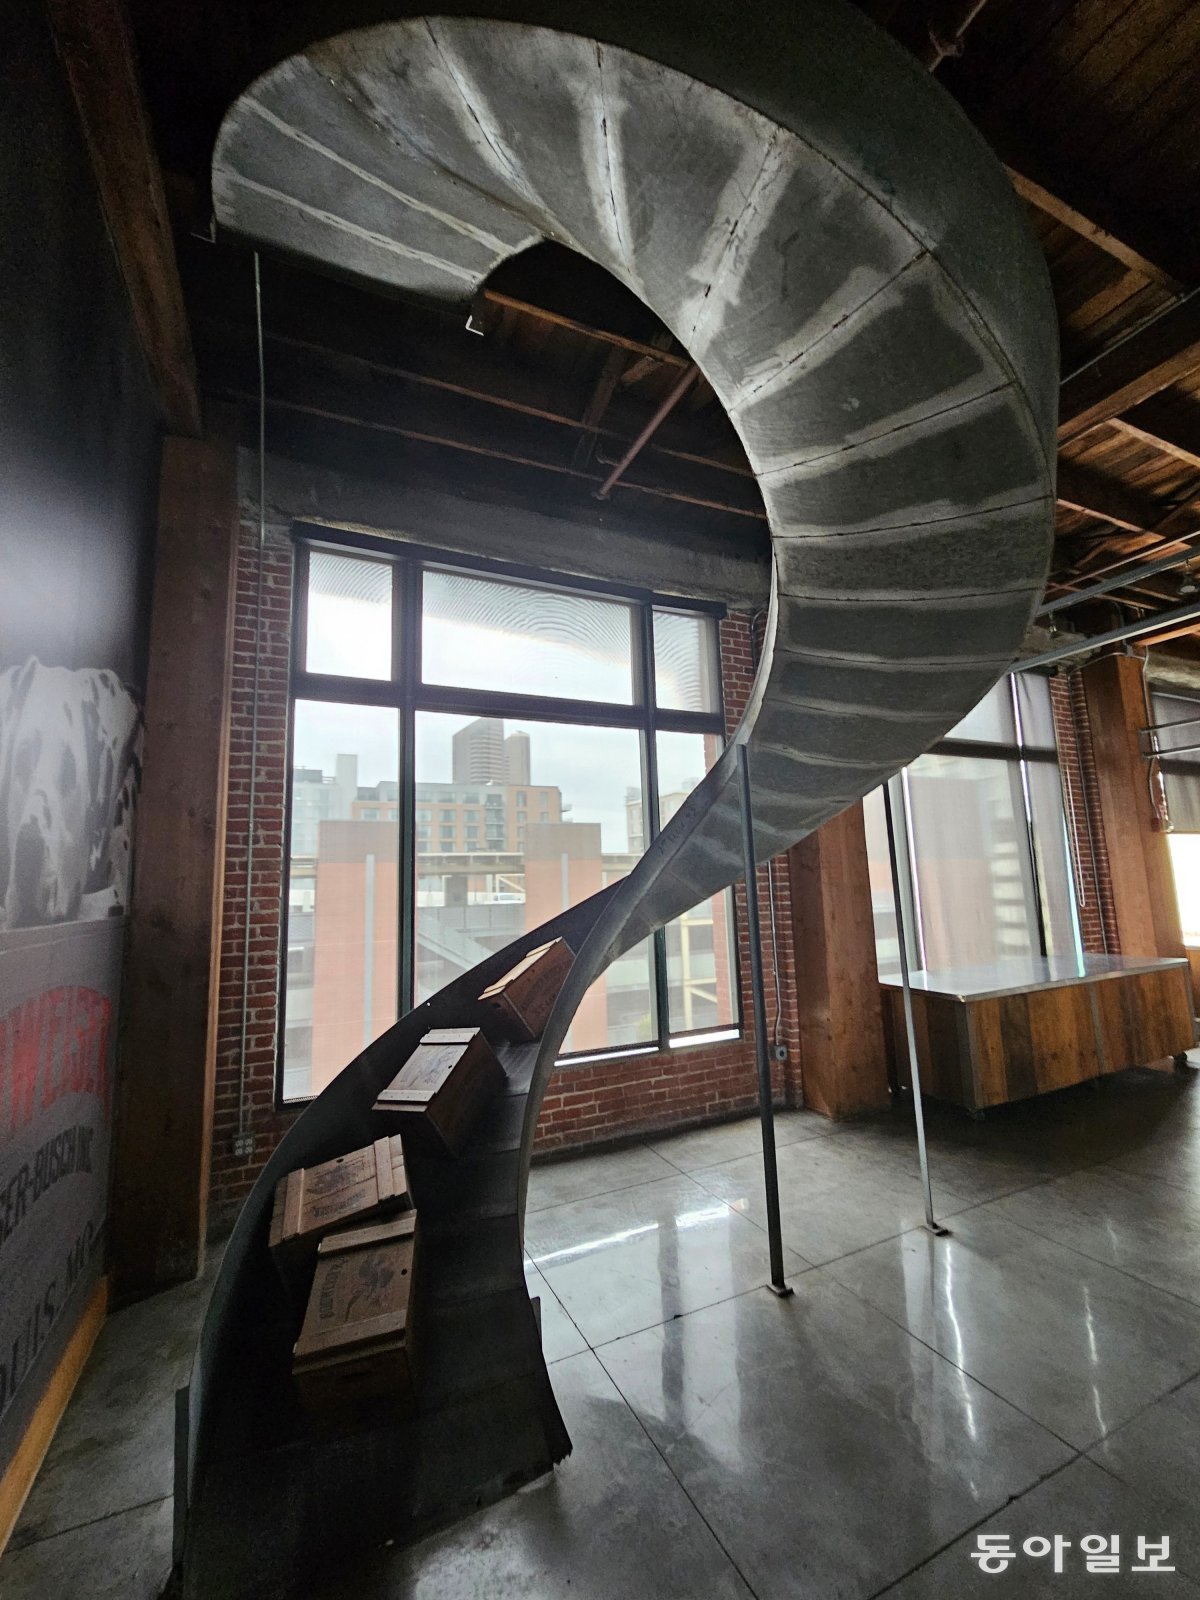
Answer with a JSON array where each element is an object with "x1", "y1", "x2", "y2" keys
[{"x1": 0, "y1": 0, "x2": 161, "y2": 1473}]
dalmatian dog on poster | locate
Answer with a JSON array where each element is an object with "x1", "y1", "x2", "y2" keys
[{"x1": 0, "y1": 658, "x2": 142, "y2": 930}]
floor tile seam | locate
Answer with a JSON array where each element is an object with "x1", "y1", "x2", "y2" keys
[
  {"x1": 977, "y1": 1206, "x2": 1200, "y2": 1314},
  {"x1": 525, "y1": 1164, "x2": 713, "y2": 1221},
  {"x1": 7, "y1": 1492, "x2": 171, "y2": 1553},
  {"x1": 1082, "y1": 1360, "x2": 1200, "y2": 1467},
  {"x1": 820, "y1": 1264, "x2": 1087, "y2": 1455},
  {"x1": 590, "y1": 1343, "x2": 763, "y2": 1600},
  {"x1": 1094, "y1": 1157, "x2": 1200, "y2": 1197},
  {"x1": 647, "y1": 1174, "x2": 822, "y2": 1269},
  {"x1": 527, "y1": 1191, "x2": 814, "y2": 1280},
  {"x1": 524, "y1": 1164, "x2": 713, "y2": 1222},
  {"x1": 528, "y1": 1262, "x2": 592, "y2": 1356},
  {"x1": 864, "y1": 1451, "x2": 1090, "y2": 1598},
  {"x1": 584, "y1": 1274, "x2": 810, "y2": 1357}
]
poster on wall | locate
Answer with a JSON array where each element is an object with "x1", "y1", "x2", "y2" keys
[{"x1": 0, "y1": 659, "x2": 144, "y2": 1463}]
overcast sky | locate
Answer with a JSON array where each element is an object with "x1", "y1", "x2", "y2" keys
[{"x1": 295, "y1": 575, "x2": 712, "y2": 850}]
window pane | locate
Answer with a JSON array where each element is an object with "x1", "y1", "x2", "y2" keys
[
  {"x1": 654, "y1": 609, "x2": 719, "y2": 713},
  {"x1": 942, "y1": 677, "x2": 1015, "y2": 746},
  {"x1": 285, "y1": 702, "x2": 400, "y2": 1100},
  {"x1": 413, "y1": 713, "x2": 654, "y2": 1051},
  {"x1": 1151, "y1": 692, "x2": 1200, "y2": 755},
  {"x1": 1168, "y1": 835, "x2": 1200, "y2": 943},
  {"x1": 656, "y1": 731, "x2": 737, "y2": 1034},
  {"x1": 1014, "y1": 673, "x2": 1056, "y2": 751},
  {"x1": 1026, "y1": 760, "x2": 1082, "y2": 960},
  {"x1": 305, "y1": 550, "x2": 393, "y2": 679},
  {"x1": 906, "y1": 753, "x2": 1039, "y2": 969},
  {"x1": 862, "y1": 786, "x2": 902, "y2": 975},
  {"x1": 422, "y1": 568, "x2": 635, "y2": 704},
  {"x1": 1152, "y1": 692, "x2": 1200, "y2": 830}
]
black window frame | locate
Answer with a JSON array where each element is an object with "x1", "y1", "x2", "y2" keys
[
  {"x1": 279, "y1": 523, "x2": 739, "y2": 1106},
  {"x1": 879, "y1": 672, "x2": 1082, "y2": 973}
]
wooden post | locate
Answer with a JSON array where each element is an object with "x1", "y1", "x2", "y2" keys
[
  {"x1": 788, "y1": 803, "x2": 891, "y2": 1118},
  {"x1": 1081, "y1": 653, "x2": 1185, "y2": 961},
  {"x1": 110, "y1": 437, "x2": 238, "y2": 1295}
]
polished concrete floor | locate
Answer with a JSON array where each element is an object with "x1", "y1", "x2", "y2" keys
[{"x1": 7, "y1": 1058, "x2": 1200, "y2": 1598}]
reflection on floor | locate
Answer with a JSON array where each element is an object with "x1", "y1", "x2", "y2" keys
[{"x1": 7, "y1": 1057, "x2": 1200, "y2": 1598}]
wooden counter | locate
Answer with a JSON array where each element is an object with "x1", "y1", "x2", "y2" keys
[{"x1": 882, "y1": 954, "x2": 1196, "y2": 1114}]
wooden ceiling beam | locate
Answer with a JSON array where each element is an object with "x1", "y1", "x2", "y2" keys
[
  {"x1": 1058, "y1": 290, "x2": 1200, "y2": 443},
  {"x1": 1006, "y1": 169, "x2": 1184, "y2": 293},
  {"x1": 1136, "y1": 618, "x2": 1200, "y2": 648},
  {"x1": 44, "y1": 0, "x2": 199, "y2": 435},
  {"x1": 1055, "y1": 459, "x2": 1164, "y2": 535},
  {"x1": 199, "y1": 317, "x2": 756, "y2": 484},
  {"x1": 481, "y1": 290, "x2": 690, "y2": 369},
  {"x1": 214, "y1": 386, "x2": 766, "y2": 521},
  {"x1": 1108, "y1": 397, "x2": 1200, "y2": 472}
]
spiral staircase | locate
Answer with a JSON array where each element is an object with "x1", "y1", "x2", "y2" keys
[{"x1": 176, "y1": 6, "x2": 1058, "y2": 1593}]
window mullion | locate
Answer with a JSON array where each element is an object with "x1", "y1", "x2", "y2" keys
[
  {"x1": 639, "y1": 604, "x2": 671, "y2": 1052},
  {"x1": 398, "y1": 558, "x2": 420, "y2": 1014}
]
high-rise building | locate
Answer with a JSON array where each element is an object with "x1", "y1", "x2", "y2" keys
[
  {"x1": 452, "y1": 717, "x2": 532, "y2": 786},
  {"x1": 452, "y1": 717, "x2": 504, "y2": 783},
  {"x1": 504, "y1": 730, "x2": 530, "y2": 786}
]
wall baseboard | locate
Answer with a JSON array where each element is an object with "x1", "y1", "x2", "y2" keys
[{"x1": 0, "y1": 1275, "x2": 108, "y2": 1556}]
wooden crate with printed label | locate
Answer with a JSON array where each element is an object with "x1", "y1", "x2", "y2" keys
[
  {"x1": 269, "y1": 1134, "x2": 409, "y2": 1275},
  {"x1": 477, "y1": 939, "x2": 573, "y2": 1041},
  {"x1": 373, "y1": 1027, "x2": 504, "y2": 1155},
  {"x1": 292, "y1": 1211, "x2": 420, "y2": 1416}
]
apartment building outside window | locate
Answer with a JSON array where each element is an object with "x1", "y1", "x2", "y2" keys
[{"x1": 281, "y1": 535, "x2": 738, "y2": 1101}]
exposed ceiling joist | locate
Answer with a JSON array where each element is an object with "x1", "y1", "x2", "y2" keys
[
  {"x1": 217, "y1": 386, "x2": 766, "y2": 521},
  {"x1": 1058, "y1": 290, "x2": 1200, "y2": 443},
  {"x1": 1055, "y1": 459, "x2": 1164, "y2": 535},
  {"x1": 44, "y1": 0, "x2": 199, "y2": 435},
  {"x1": 481, "y1": 290, "x2": 690, "y2": 369},
  {"x1": 1108, "y1": 397, "x2": 1200, "y2": 472},
  {"x1": 1136, "y1": 618, "x2": 1200, "y2": 648},
  {"x1": 1006, "y1": 168, "x2": 1184, "y2": 292}
]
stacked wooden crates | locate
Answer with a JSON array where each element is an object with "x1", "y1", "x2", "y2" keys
[{"x1": 268, "y1": 939, "x2": 572, "y2": 1421}]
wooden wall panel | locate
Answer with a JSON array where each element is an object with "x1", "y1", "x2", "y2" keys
[
  {"x1": 109, "y1": 437, "x2": 238, "y2": 1295},
  {"x1": 789, "y1": 804, "x2": 889, "y2": 1118}
]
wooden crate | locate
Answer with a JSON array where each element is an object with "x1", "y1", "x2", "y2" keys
[
  {"x1": 478, "y1": 939, "x2": 573, "y2": 1042},
  {"x1": 269, "y1": 1134, "x2": 409, "y2": 1272},
  {"x1": 373, "y1": 1027, "x2": 504, "y2": 1155},
  {"x1": 292, "y1": 1212, "x2": 420, "y2": 1416}
]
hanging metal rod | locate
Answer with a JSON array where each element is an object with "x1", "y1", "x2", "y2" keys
[
  {"x1": 1039, "y1": 543, "x2": 1200, "y2": 617},
  {"x1": 1020, "y1": 593, "x2": 1200, "y2": 671}
]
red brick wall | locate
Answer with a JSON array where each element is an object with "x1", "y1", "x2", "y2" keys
[
  {"x1": 207, "y1": 544, "x2": 801, "y2": 1232},
  {"x1": 1049, "y1": 671, "x2": 1120, "y2": 954},
  {"x1": 211, "y1": 524, "x2": 297, "y2": 1234}
]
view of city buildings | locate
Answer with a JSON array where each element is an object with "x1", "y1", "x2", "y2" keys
[{"x1": 284, "y1": 715, "x2": 735, "y2": 1098}]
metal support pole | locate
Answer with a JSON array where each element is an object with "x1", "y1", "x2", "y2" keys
[
  {"x1": 882, "y1": 782, "x2": 949, "y2": 1237},
  {"x1": 737, "y1": 744, "x2": 794, "y2": 1296}
]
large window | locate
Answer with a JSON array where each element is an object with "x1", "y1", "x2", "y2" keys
[
  {"x1": 282, "y1": 535, "x2": 737, "y2": 1100},
  {"x1": 863, "y1": 675, "x2": 1082, "y2": 976},
  {"x1": 1150, "y1": 689, "x2": 1200, "y2": 946}
]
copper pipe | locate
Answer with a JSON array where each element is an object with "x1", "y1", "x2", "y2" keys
[
  {"x1": 595, "y1": 365, "x2": 701, "y2": 499},
  {"x1": 220, "y1": 387, "x2": 765, "y2": 519},
  {"x1": 482, "y1": 289, "x2": 691, "y2": 368},
  {"x1": 920, "y1": 0, "x2": 991, "y2": 70},
  {"x1": 234, "y1": 327, "x2": 755, "y2": 481}
]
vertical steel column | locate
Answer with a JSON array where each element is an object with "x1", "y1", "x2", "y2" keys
[
  {"x1": 882, "y1": 782, "x2": 948, "y2": 1236},
  {"x1": 737, "y1": 744, "x2": 793, "y2": 1296}
]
